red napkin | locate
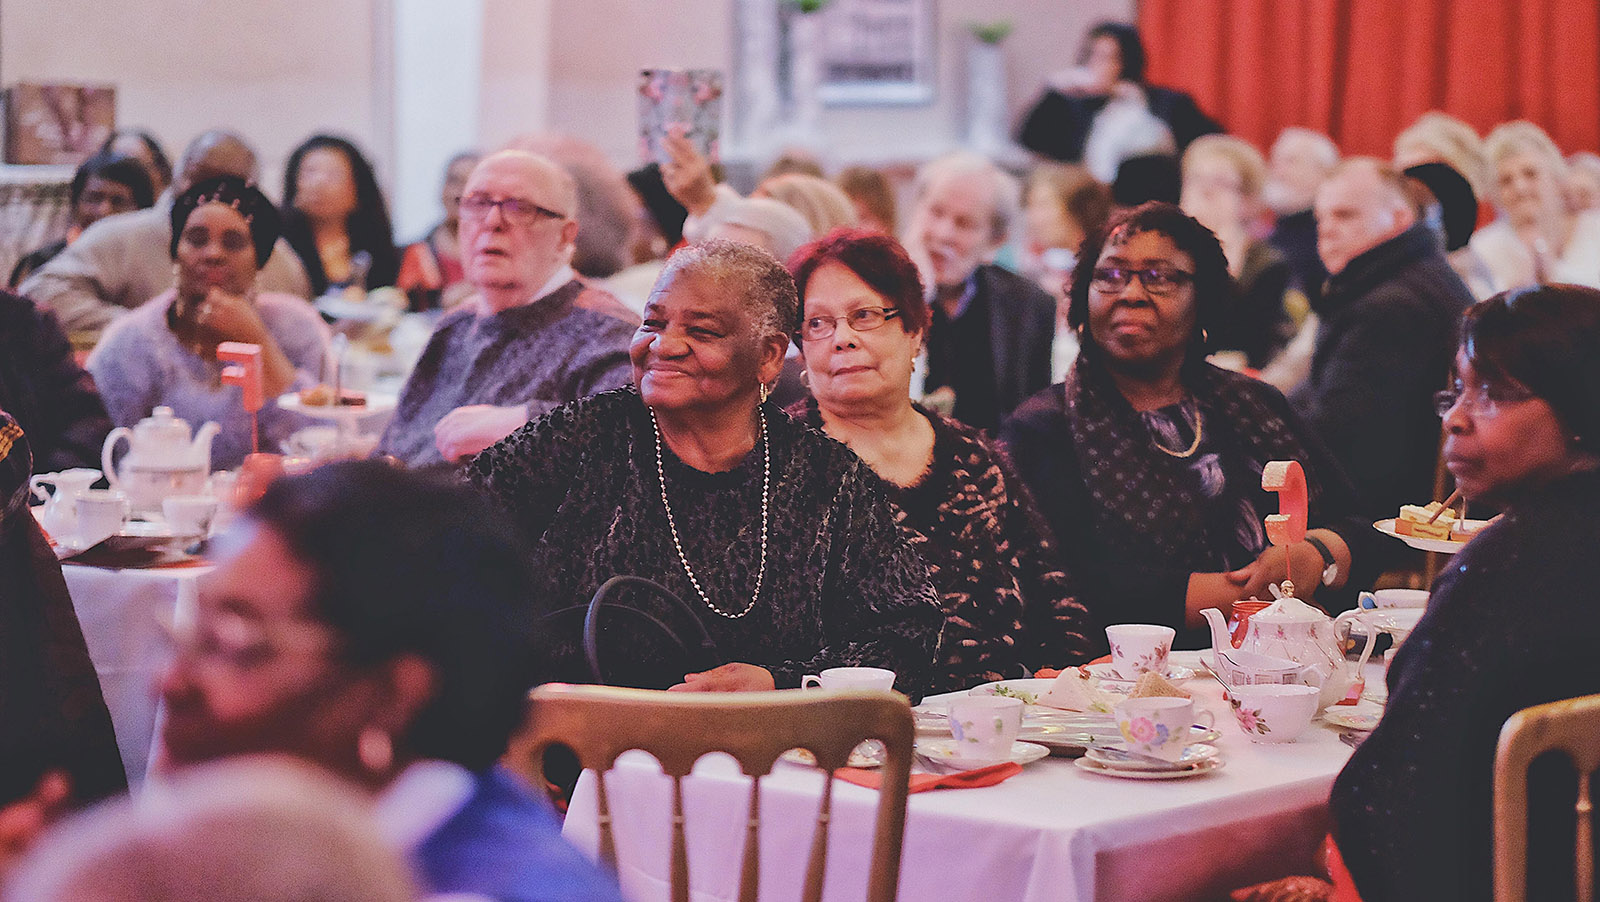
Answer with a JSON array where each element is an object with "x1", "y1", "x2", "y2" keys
[{"x1": 834, "y1": 761, "x2": 1023, "y2": 793}]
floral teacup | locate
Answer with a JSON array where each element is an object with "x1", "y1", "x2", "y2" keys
[
  {"x1": 1227, "y1": 683, "x2": 1320, "y2": 743},
  {"x1": 1114, "y1": 696, "x2": 1210, "y2": 761},
  {"x1": 1106, "y1": 624, "x2": 1176, "y2": 677}
]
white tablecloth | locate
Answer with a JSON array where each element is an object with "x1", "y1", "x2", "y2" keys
[
  {"x1": 63, "y1": 563, "x2": 208, "y2": 786},
  {"x1": 563, "y1": 652, "x2": 1369, "y2": 902}
]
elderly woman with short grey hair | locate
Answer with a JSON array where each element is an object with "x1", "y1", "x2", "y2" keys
[{"x1": 467, "y1": 239, "x2": 943, "y2": 697}]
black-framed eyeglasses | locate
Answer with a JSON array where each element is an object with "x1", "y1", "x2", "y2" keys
[
  {"x1": 1090, "y1": 266, "x2": 1195, "y2": 296},
  {"x1": 459, "y1": 193, "x2": 568, "y2": 226},
  {"x1": 799, "y1": 306, "x2": 902, "y2": 341},
  {"x1": 1433, "y1": 381, "x2": 1535, "y2": 418}
]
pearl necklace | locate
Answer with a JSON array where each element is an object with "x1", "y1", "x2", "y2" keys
[{"x1": 651, "y1": 409, "x2": 770, "y2": 619}]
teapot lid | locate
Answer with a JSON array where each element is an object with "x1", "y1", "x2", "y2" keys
[
  {"x1": 137, "y1": 406, "x2": 191, "y2": 438},
  {"x1": 1250, "y1": 583, "x2": 1330, "y2": 623}
]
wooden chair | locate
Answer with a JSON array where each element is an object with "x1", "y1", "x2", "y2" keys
[
  {"x1": 1493, "y1": 693, "x2": 1600, "y2": 902},
  {"x1": 504, "y1": 684, "x2": 915, "y2": 902}
]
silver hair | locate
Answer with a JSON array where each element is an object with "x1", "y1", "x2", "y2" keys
[
  {"x1": 1272, "y1": 127, "x2": 1340, "y2": 170},
  {"x1": 911, "y1": 151, "x2": 1022, "y2": 245},
  {"x1": 5, "y1": 757, "x2": 415, "y2": 902},
  {"x1": 652, "y1": 238, "x2": 799, "y2": 342}
]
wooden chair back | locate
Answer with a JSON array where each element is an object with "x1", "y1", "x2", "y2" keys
[
  {"x1": 504, "y1": 684, "x2": 914, "y2": 902},
  {"x1": 1494, "y1": 693, "x2": 1600, "y2": 902}
]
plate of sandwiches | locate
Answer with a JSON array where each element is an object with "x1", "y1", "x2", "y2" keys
[{"x1": 1375, "y1": 501, "x2": 1492, "y2": 554}]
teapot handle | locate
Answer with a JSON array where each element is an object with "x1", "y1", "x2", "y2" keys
[
  {"x1": 1335, "y1": 609, "x2": 1378, "y2": 671},
  {"x1": 29, "y1": 473, "x2": 55, "y2": 505},
  {"x1": 101, "y1": 427, "x2": 130, "y2": 490}
]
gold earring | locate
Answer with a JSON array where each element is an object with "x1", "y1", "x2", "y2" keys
[{"x1": 759, "y1": 382, "x2": 770, "y2": 404}]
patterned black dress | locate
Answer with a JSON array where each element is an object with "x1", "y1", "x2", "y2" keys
[
  {"x1": 465, "y1": 388, "x2": 944, "y2": 700},
  {"x1": 791, "y1": 398, "x2": 1093, "y2": 693}
]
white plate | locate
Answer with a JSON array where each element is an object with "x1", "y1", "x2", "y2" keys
[
  {"x1": 1084, "y1": 742, "x2": 1220, "y2": 772},
  {"x1": 915, "y1": 739, "x2": 1050, "y2": 770},
  {"x1": 780, "y1": 740, "x2": 885, "y2": 769},
  {"x1": 1083, "y1": 663, "x2": 1196, "y2": 685},
  {"x1": 1322, "y1": 702, "x2": 1384, "y2": 731},
  {"x1": 969, "y1": 679, "x2": 1056, "y2": 704},
  {"x1": 277, "y1": 391, "x2": 397, "y2": 421},
  {"x1": 1074, "y1": 754, "x2": 1225, "y2": 780},
  {"x1": 1374, "y1": 518, "x2": 1489, "y2": 554}
]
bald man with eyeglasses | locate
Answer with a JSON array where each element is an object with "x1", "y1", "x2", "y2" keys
[{"x1": 377, "y1": 150, "x2": 636, "y2": 468}]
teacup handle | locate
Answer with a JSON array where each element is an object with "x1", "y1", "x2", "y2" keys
[
  {"x1": 1358, "y1": 591, "x2": 1378, "y2": 610},
  {"x1": 29, "y1": 473, "x2": 55, "y2": 504},
  {"x1": 801, "y1": 675, "x2": 822, "y2": 690},
  {"x1": 1194, "y1": 710, "x2": 1215, "y2": 730}
]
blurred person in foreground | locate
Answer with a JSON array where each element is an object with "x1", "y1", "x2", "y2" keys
[
  {"x1": 786, "y1": 229, "x2": 1092, "y2": 692},
  {"x1": 0, "y1": 290, "x2": 111, "y2": 473},
  {"x1": 1294, "y1": 158, "x2": 1473, "y2": 521},
  {"x1": 18, "y1": 130, "x2": 310, "y2": 338},
  {"x1": 9, "y1": 150, "x2": 154, "y2": 288},
  {"x1": 1326, "y1": 285, "x2": 1600, "y2": 901},
  {"x1": 5, "y1": 758, "x2": 415, "y2": 902},
  {"x1": 155, "y1": 461, "x2": 625, "y2": 902},
  {"x1": 376, "y1": 150, "x2": 635, "y2": 468},
  {"x1": 1003, "y1": 203, "x2": 1381, "y2": 651},
  {"x1": 466, "y1": 240, "x2": 942, "y2": 697},
  {"x1": 0, "y1": 410, "x2": 124, "y2": 869},
  {"x1": 904, "y1": 152, "x2": 1056, "y2": 433}
]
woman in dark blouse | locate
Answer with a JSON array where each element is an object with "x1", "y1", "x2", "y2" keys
[
  {"x1": 466, "y1": 239, "x2": 942, "y2": 699},
  {"x1": 1002, "y1": 203, "x2": 1383, "y2": 651},
  {"x1": 785, "y1": 229, "x2": 1091, "y2": 693},
  {"x1": 1330, "y1": 285, "x2": 1600, "y2": 902}
]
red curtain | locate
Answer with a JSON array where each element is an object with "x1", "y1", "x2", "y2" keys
[{"x1": 1137, "y1": 0, "x2": 1600, "y2": 157}]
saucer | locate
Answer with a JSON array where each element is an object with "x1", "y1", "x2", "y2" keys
[
  {"x1": 1322, "y1": 701, "x2": 1383, "y2": 732},
  {"x1": 1084, "y1": 663, "x2": 1196, "y2": 685},
  {"x1": 1084, "y1": 742, "x2": 1220, "y2": 772},
  {"x1": 915, "y1": 739, "x2": 1049, "y2": 770},
  {"x1": 1074, "y1": 754, "x2": 1225, "y2": 780},
  {"x1": 1374, "y1": 518, "x2": 1489, "y2": 554}
]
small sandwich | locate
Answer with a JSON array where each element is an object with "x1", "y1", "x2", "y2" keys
[
  {"x1": 1129, "y1": 671, "x2": 1191, "y2": 699},
  {"x1": 1039, "y1": 667, "x2": 1116, "y2": 713},
  {"x1": 1394, "y1": 502, "x2": 1455, "y2": 540}
]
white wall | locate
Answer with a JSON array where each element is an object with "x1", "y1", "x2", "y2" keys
[{"x1": 1, "y1": 0, "x2": 1134, "y2": 236}]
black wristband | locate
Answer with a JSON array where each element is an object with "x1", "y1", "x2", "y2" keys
[{"x1": 1304, "y1": 534, "x2": 1336, "y2": 568}]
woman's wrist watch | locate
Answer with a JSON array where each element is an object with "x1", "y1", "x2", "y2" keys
[{"x1": 1304, "y1": 534, "x2": 1339, "y2": 585}]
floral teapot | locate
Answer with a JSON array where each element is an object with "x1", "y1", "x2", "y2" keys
[
  {"x1": 1203, "y1": 582, "x2": 1373, "y2": 708},
  {"x1": 101, "y1": 406, "x2": 219, "y2": 515}
]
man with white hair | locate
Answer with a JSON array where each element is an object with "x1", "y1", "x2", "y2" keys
[
  {"x1": 906, "y1": 152, "x2": 1055, "y2": 433},
  {"x1": 376, "y1": 150, "x2": 634, "y2": 467},
  {"x1": 19, "y1": 130, "x2": 310, "y2": 337},
  {"x1": 1293, "y1": 157, "x2": 1473, "y2": 519},
  {"x1": 1265, "y1": 127, "x2": 1340, "y2": 306}
]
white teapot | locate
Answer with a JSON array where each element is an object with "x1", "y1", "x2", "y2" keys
[
  {"x1": 101, "y1": 407, "x2": 219, "y2": 515},
  {"x1": 1203, "y1": 587, "x2": 1372, "y2": 708}
]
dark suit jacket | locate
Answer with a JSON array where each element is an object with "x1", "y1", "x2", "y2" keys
[
  {"x1": 976, "y1": 263, "x2": 1057, "y2": 429},
  {"x1": 1291, "y1": 224, "x2": 1473, "y2": 520}
]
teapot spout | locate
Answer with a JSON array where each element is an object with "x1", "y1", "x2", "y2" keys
[
  {"x1": 1200, "y1": 607, "x2": 1231, "y2": 653},
  {"x1": 191, "y1": 421, "x2": 222, "y2": 469}
]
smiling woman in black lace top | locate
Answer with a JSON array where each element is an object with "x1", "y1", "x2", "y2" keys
[
  {"x1": 466, "y1": 240, "x2": 941, "y2": 698},
  {"x1": 786, "y1": 229, "x2": 1092, "y2": 693}
]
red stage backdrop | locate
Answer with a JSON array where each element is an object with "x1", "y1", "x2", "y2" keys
[{"x1": 1137, "y1": 0, "x2": 1600, "y2": 157}]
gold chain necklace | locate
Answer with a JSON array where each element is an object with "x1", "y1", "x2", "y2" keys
[{"x1": 1150, "y1": 402, "x2": 1203, "y2": 458}]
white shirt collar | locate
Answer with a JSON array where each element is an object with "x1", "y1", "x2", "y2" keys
[
  {"x1": 533, "y1": 264, "x2": 577, "y2": 303},
  {"x1": 373, "y1": 760, "x2": 477, "y2": 852}
]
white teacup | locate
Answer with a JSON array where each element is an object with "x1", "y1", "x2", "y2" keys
[
  {"x1": 800, "y1": 666, "x2": 895, "y2": 691},
  {"x1": 74, "y1": 489, "x2": 129, "y2": 546},
  {"x1": 163, "y1": 495, "x2": 219, "y2": 538},
  {"x1": 1359, "y1": 588, "x2": 1429, "y2": 609},
  {"x1": 1106, "y1": 623, "x2": 1177, "y2": 677},
  {"x1": 1115, "y1": 696, "x2": 1211, "y2": 761},
  {"x1": 947, "y1": 695, "x2": 1024, "y2": 759},
  {"x1": 1226, "y1": 683, "x2": 1321, "y2": 743}
]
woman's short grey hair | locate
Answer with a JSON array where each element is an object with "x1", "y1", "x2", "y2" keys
[
  {"x1": 5, "y1": 757, "x2": 415, "y2": 902},
  {"x1": 911, "y1": 151, "x2": 1021, "y2": 245},
  {"x1": 655, "y1": 238, "x2": 800, "y2": 341},
  {"x1": 1484, "y1": 120, "x2": 1567, "y2": 178}
]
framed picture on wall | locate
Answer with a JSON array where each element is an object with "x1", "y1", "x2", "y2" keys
[
  {"x1": 3, "y1": 83, "x2": 116, "y2": 165},
  {"x1": 810, "y1": 0, "x2": 936, "y2": 105}
]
